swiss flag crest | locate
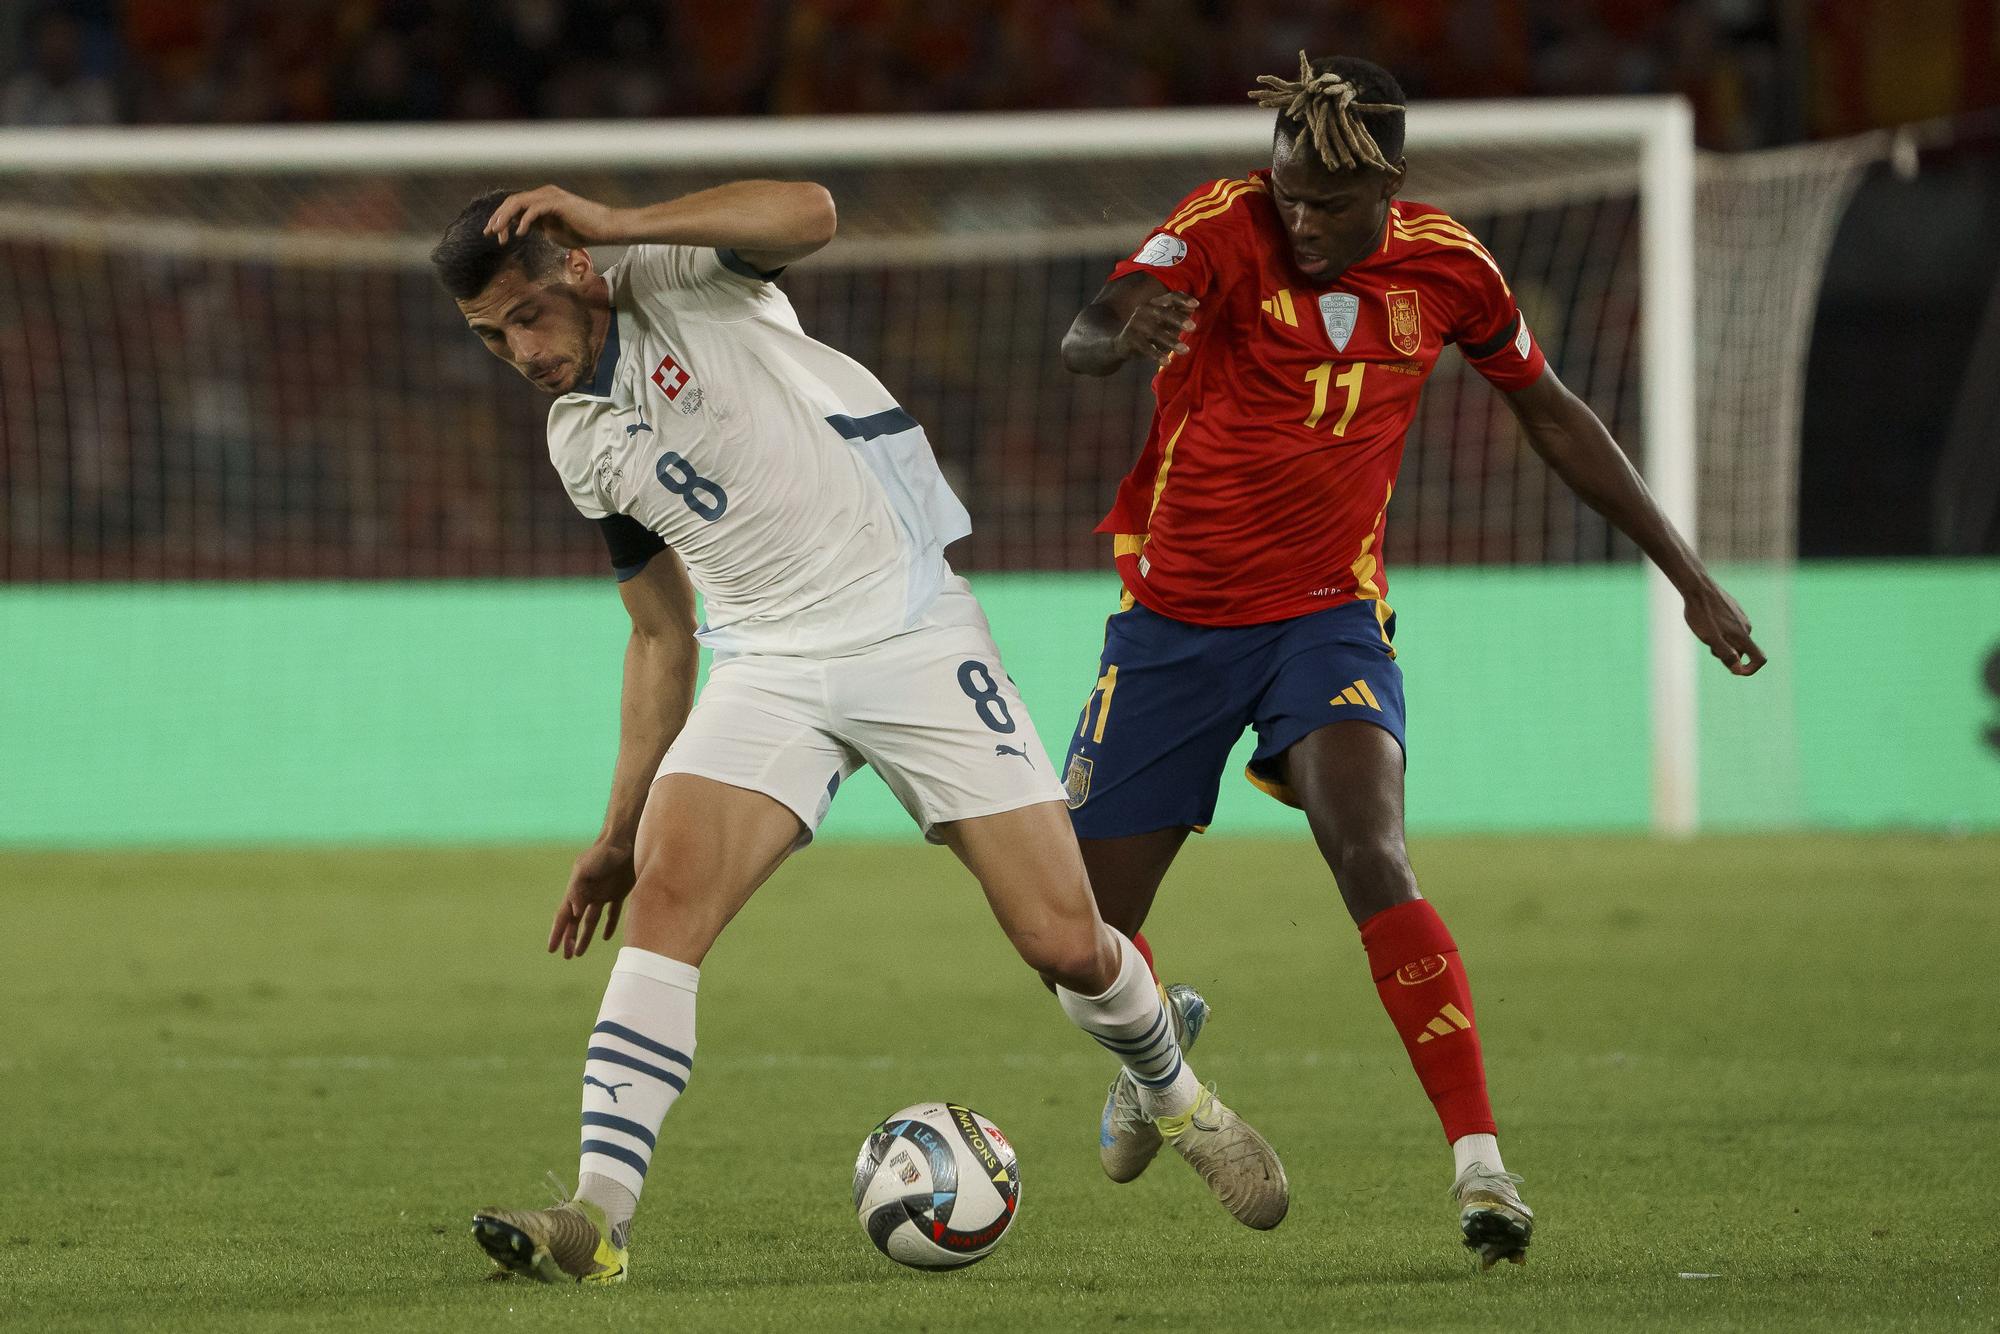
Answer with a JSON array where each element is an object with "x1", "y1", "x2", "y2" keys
[{"x1": 650, "y1": 355, "x2": 689, "y2": 400}]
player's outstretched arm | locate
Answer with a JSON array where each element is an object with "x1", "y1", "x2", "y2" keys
[
  {"x1": 486, "y1": 180, "x2": 839, "y2": 274},
  {"x1": 1503, "y1": 369, "x2": 1767, "y2": 677},
  {"x1": 551, "y1": 550, "x2": 701, "y2": 959},
  {"x1": 1062, "y1": 272, "x2": 1200, "y2": 376}
]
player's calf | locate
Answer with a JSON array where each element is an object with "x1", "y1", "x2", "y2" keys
[
  {"x1": 1289, "y1": 723, "x2": 1529, "y2": 1251},
  {"x1": 1360, "y1": 899, "x2": 1497, "y2": 1146},
  {"x1": 1321, "y1": 832, "x2": 1421, "y2": 923},
  {"x1": 1058, "y1": 931, "x2": 1288, "y2": 1228},
  {"x1": 1360, "y1": 898, "x2": 1544, "y2": 1261},
  {"x1": 568, "y1": 947, "x2": 700, "y2": 1251},
  {"x1": 946, "y1": 802, "x2": 1289, "y2": 1228},
  {"x1": 1099, "y1": 982, "x2": 1209, "y2": 1183}
]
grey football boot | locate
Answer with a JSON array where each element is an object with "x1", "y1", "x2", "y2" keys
[{"x1": 472, "y1": 1194, "x2": 628, "y2": 1284}]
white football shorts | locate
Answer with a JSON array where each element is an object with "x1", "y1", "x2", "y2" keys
[{"x1": 657, "y1": 576, "x2": 1068, "y2": 841}]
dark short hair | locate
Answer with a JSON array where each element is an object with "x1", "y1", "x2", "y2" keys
[
  {"x1": 428, "y1": 189, "x2": 567, "y2": 300},
  {"x1": 1273, "y1": 56, "x2": 1407, "y2": 168}
]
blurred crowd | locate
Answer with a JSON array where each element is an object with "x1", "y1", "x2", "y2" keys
[
  {"x1": 0, "y1": 226, "x2": 1643, "y2": 581},
  {"x1": 1, "y1": 1, "x2": 1990, "y2": 582},
  {"x1": 4, "y1": 0, "x2": 1990, "y2": 149}
]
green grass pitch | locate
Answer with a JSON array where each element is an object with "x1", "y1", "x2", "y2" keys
[{"x1": 2, "y1": 834, "x2": 1995, "y2": 1332}]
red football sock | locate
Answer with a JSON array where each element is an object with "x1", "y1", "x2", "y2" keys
[
  {"x1": 1129, "y1": 931, "x2": 1157, "y2": 981},
  {"x1": 1359, "y1": 899, "x2": 1497, "y2": 1141}
]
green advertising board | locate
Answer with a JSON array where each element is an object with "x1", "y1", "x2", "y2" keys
[{"x1": 2, "y1": 562, "x2": 1994, "y2": 845}]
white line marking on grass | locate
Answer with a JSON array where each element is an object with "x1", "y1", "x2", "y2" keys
[{"x1": 0, "y1": 1048, "x2": 1385, "y2": 1074}]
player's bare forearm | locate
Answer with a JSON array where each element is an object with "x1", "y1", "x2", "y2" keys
[
  {"x1": 1505, "y1": 370, "x2": 1766, "y2": 675},
  {"x1": 598, "y1": 628, "x2": 698, "y2": 847},
  {"x1": 1061, "y1": 300, "x2": 1133, "y2": 376},
  {"x1": 486, "y1": 181, "x2": 836, "y2": 271},
  {"x1": 1061, "y1": 272, "x2": 1198, "y2": 377},
  {"x1": 598, "y1": 552, "x2": 701, "y2": 847},
  {"x1": 612, "y1": 182, "x2": 837, "y2": 270},
  {"x1": 550, "y1": 556, "x2": 696, "y2": 960},
  {"x1": 1504, "y1": 371, "x2": 1704, "y2": 588}
]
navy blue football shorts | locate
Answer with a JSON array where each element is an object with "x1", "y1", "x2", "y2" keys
[{"x1": 1062, "y1": 596, "x2": 1406, "y2": 839}]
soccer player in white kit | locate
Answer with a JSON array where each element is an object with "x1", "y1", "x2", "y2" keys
[{"x1": 428, "y1": 181, "x2": 1288, "y2": 1283}]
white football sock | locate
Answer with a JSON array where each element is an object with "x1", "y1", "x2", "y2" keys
[
  {"x1": 1451, "y1": 1132, "x2": 1505, "y2": 1179},
  {"x1": 575, "y1": 1171, "x2": 637, "y2": 1239},
  {"x1": 1057, "y1": 930, "x2": 1201, "y2": 1117},
  {"x1": 575, "y1": 946, "x2": 699, "y2": 1245}
]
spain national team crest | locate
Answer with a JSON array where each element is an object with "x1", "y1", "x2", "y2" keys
[
  {"x1": 1385, "y1": 289, "x2": 1422, "y2": 356},
  {"x1": 1318, "y1": 292, "x2": 1358, "y2": 353},
  {"x1": 1063, "y1": 755, "x2": 1094, "y2": 809},
  {"x1": 1395, "y1": 954, "x2": 1449, "y2": 986}
]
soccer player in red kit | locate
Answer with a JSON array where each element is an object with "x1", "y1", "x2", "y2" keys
[{"x1": 1059, "y1": 54, "x2": 1767, "y2": 1268}]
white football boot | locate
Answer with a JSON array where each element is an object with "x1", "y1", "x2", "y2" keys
[
  {"x1": 1453, "y1": 1163, "x2": 1534, "y2": 1269},
  {"x1": 1156, "y1": 1082, "x2": 1290, "y2": 1230}
]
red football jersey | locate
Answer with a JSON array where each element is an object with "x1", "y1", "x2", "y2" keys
[{"x1": 1098, "y1": 170, "x2": 1547, "y2": 628}]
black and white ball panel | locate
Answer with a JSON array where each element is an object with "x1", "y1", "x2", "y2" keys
[{"x1": 853, "y1": 1101, "x2": 1020, "y2": 1269}]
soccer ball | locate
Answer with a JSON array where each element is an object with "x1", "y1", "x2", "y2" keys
[{"x1": 852, "y1": 1101, "x2": 1020, "y2": 1269}]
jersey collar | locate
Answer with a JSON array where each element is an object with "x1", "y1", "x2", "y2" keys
[{"x1": 579, "y1": 299, "x2": 621, "y2": 398}]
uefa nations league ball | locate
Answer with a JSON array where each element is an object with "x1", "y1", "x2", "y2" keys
[{"x1": 853, "y1": 1101, "x2": 1020, "y2": 1269}]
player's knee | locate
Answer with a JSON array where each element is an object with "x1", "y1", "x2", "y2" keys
[
  {"x1": 627, "y1": 867, "x2": 726, "y2": 958},
  {"x1": 1326, "y1": 833, "x2": 1416, "y2": 906},
  {"x1": 1021, "y1": 922, "x2": 1113, "y2": 994},
  {"x1": 631, "y1": 862, "x2": 696, "y2": 909}
]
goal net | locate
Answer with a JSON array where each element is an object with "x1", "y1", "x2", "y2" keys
[{"x1": 0, "y1": 107, "x2": 1880, "y2": 836}]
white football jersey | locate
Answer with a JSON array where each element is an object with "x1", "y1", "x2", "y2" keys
[{"x1": 545, "y1": 244, "x2": 971, "y2": 657}]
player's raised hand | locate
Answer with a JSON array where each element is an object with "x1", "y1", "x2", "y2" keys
[
  {"x1": 1117, "y1": 290, "x2": 1199, "y2": 368},
  {"x1": 486, "y1": 185, "x2": 623, "y2": 248},
  {"x1": 549, "y1": 839, "x2": 637, "y2": 959},
  {"x1": 1684, "y1": 581, "x2": 1767, "y2": 676}
]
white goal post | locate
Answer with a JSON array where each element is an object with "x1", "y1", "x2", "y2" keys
[{"x1": 0, "y1": 101, "x2": 1870, "y2": 834}]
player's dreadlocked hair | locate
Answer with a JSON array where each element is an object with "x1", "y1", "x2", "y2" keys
[
  {"x1": 1251, "y1": 53, "x2": 1406, "y2": 174},
  {"x1": 429, "y1": 189, "x2": 568, "y2": 300}
]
